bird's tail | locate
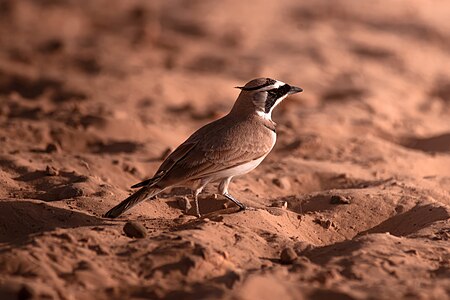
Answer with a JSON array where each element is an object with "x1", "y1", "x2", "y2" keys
[{"x1": 104, "y1": 186, "x2": 161, "y2": 218}]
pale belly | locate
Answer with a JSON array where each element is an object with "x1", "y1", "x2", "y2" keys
[{"x1": 207, "y1": 155, "x2": 268, "y2": 182}]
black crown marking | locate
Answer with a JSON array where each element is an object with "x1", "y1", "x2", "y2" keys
[{"x1": 236, "y1": 78, "x2": 277, "y2": 91}]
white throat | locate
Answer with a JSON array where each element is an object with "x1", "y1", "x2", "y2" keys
[
  {"x1": 256, "y1": 110, "x2": 271, "y2": 120},
  {"x1": 256, "y1": 94, "x2": 288, "y2": 120}
]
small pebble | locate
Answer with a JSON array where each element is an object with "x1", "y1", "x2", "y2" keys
[
  {"x1": 280, "y1": 247, "x2": 297, "y2": 264},
  {"x1": 330, "y1": 195, "x2": 351, "y2": 205},
  {"x1": 123, "y1": 221, "x2": 147, "y2": 238},
  {"x1": 45, "y1": 165, "x2": 59, "y2": 176},
  {"x1": 313, "y1": 218, "x2": 334, "y2": 229},
  {"x1": 45, "y1": 143, "x2": 59, "y2": 153}
]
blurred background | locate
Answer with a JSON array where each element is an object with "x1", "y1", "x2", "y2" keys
[{"x1": 1, "y1": 0, "x2": 450, "y2": 133}]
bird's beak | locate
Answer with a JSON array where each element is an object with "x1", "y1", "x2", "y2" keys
[{"x1": 288, "y1": 86, "x2": 303, "y2": 95}]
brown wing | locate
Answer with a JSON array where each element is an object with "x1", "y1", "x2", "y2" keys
[
  {"x1": 159, "y1": 139, "x2": 271, "y2": 186},
  {"x1": 156, "y1": 115, "x2": 274, "y2": 186},
  {"x1": 133, "y1": 115, "x2": 274, "y2": 188}
]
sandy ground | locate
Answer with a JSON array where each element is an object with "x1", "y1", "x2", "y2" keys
[{"x1": 0, "y1": 0, "x2": 450, "y2": 299}]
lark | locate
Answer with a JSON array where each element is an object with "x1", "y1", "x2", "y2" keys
[{"x1": 104, "y1": 78, "x2": 302, "y2": 218}]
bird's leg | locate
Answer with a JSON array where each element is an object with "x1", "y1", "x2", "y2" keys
[
  {"x1": 219, "y1": 177, "x2": 246, "y2": 210},
  {"x1": 193, "y1": 188, "x2": 202, "y2": 218},
  {"x1": 192, "y1": 180, "x2": 209, "y2": 218}
]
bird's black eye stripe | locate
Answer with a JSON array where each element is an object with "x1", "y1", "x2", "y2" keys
[{"x1": 264, "y1": 84, "x2": 291, "y2": 113}]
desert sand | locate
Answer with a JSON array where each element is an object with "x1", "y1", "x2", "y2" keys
[{"x1": 0, "y1": 0, "x2": 449, "y2": 299}]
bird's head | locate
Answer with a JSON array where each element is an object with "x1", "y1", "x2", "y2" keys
[{"x1": 232, "y1": 78, "x2": 302, "y2": 119}]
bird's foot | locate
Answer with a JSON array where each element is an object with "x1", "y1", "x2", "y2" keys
[
  {"x1": 237, "y1": 204, "x2": 246, "y2": 211},
  {"x1": 236, "y1": 204, "x2": 257, "y2": 211}
]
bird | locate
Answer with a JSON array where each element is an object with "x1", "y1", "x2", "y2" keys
[{"x1": 104, "y1": 78, "x2": 302, "y2": 218}]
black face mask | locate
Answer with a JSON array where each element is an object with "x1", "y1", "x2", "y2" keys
[{"x1": 265, "y1": 84, "x2": 291, "y2": 113}]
